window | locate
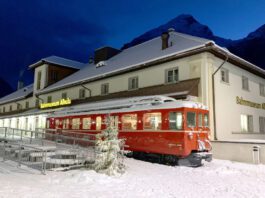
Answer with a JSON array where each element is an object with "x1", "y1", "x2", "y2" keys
[
  {"x1": 169, "y1": 112, "x2": 183, "y2": 130},
  {"x1": 204, "y1": 113, "x2": 209, "y2": 127},
  {"x1": 72, "y1": 118, "x2": 80, "y2": 129},
  {"x1": 165, "y1": 68, "x2": 178, "y2": 83},
  {"x1": 51, "y1": 70, "x2": 58, "y2": 81},
  {"x1": 17, "y1": 103, "x2": 21, "y2": 110},
  {"x1": 187, "y1": 112, "x2": 196, "y2": 128},
  {"x1": 25, "y1": 101, "x2": 29, "y2": 109},
  {"x1": 241, "y1": 114, "x2": 253, "y2": 132},
  {"x1": 260, "y1": 84, "x2": 265, "y2": 96},
  {"x1": 143, "y1": 112, "x2": 161, "y2": 130},
  {"x1": 37, "y1": 71, "x2": 41, "y2": 90},
  {"x1": 35, "y1": 99, "x2": 39, "y2": 108},
  {"x1": 122, "y1": 114, "x2": 137, "y2": 130},
  {"x1": 3, "y1": 107, "x2": 5, "y2": 113},
  {"x1": 101, "y1": 83, "x2": 109, "y2": 95},
  {"x1": 55, "y1": 119, "x2": 60, "y2": 129},
  {"x1": 198, "y1": 113, "x2": 203, "y2": 127},
  {"x1": 83, "y1": 117, "x2": 91, "y2": 129},
  {"x1": 47, "y1": 96, "x2": 52, "y2": 103},
  {"x1": 128, "y1": 77, "x2": 139, "y2": 90},
  {"x1": 79, "y1": 88, "x2": 86, "y2": 99},
  {"x1": 9, "y1": 105, "x2": 12, "y2": 112},
  {"x1": 62, "y1": 119, "x2": 70, "y2": 129},
  {"x1": 110, "y1": 116, "x2": 119, "y2": 129},
  {"x1": 242, "y1": 76, "x2": 249, "y2": 91},
  {"x1": 259, "y1": 117, "x2": 265, "y2": 133},
  {"x1": 220, "y1": 68, "x2": 229, "y2": 83},
  {"x1": 62, "y1": 92, "x2": 67, "y2": 99},
  {"x1": 96, "y1": 116, "x2": 102, "y2": 130}
]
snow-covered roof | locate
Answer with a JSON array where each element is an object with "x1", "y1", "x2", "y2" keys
[
  {"x1": 37, "y1": 32, "x2": 211, "y2": 94},
  {"x1": 29, "y1": 56, "x2": 85, "y2": 70},
  {"x1": 0, "y1": 84, "x2": 33, "y2": 105}
]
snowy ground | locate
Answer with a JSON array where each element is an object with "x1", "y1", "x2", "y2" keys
[{"x1": 0, "y1": 158, "x2": 264, "y2": 198}]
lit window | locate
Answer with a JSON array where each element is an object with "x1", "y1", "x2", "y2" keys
[
  {"x1": 187, "y1": 112, "x2": 196, "y2": 128},
  {"x1": 62, "y1": 119, "x2": 70, "y2": 129},
  {"x1": 169, "y1": 112, "x2": 183, "y2": 130},
  {"x1": 260, "y1": 84, "x2": 265, "y2": 96},
  {"x1": 110, "y1": 116, "x2": 119, "y2": 129},
  {"x1": 96, "y1": 116, "x2": 102, "y2": 130},
  {"x1": 259, "y1": 116, "x2": 265, "y2": 133},
  {"x1": 242, "y1": 76, "x2": 249, "y2": 91},
  {"x1": 128, "y1": 77, "x2": 139, "y2": 90},
  {"x1": 83, "y1": 117, "x2": 91, "y2": 129},
  {"x1": 101, "y1": 83, "x2": 109, "y2": 95},
  {"x1": 166, "y1": 68, "x2": 178, "y2": 83},
  {"x1": 79, "y1": 88, "x2": 86, "y2": 99},
  {"x1": 143, "y1": 112, "x2": 161, "y2": 130},
  {"x1": 122, "y1": 114, "x2": 137, "y2": 130},
  {"x1": 221, "y1": 68, "x2": 229, "y2": 83},
  {"x1": 204, "y1": 114, "x2": 209, "y2": 127},
  {"x1": 241, "y1": 114, "x2": 253, "y2": 132},
  {"x1": 55, "y1": 119, "x2": 60, "y2": 129},
  {"x1": 72, "y1": 118, "x2": 80, "y2": 129}
]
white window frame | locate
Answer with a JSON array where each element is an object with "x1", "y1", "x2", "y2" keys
[
  {"x1": 220, "y1": 68, "x2": 229, "y2": 83},
  {"x1": 128, "y1": 76, "x2": 139, "y2": 90},
  {"x1": 165, "y1": 67, "x2": 179, "y2": 83},
  {"x1": 260, "y1": 83, "x2": 265, "y2": 97},
  {"x1": 101, "y1": 83, "x2": 109, "y2": 95},
  {"x1": 240, "y1": 114, "x2": 253, "y2": 132},
  {"x1": 242, "y1": 76, "x2": 249, "y2": 91}
]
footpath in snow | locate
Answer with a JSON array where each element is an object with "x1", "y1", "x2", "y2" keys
[{"x1": 0, "y1": 158, "x2": 264, "y2": 198}]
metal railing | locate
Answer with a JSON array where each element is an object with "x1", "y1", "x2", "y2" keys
[{"x1": 0, "y1": 127, "x2": 98, "y2": 174}]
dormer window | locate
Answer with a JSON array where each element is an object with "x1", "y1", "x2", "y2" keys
[
  {"x1": 96, "y1": 61, "x2": 107, "y2": 68},
  {"x1": 37, "y1": 71, "x2": 42, "y2": 90}
]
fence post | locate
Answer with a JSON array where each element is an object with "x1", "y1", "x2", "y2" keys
[
  {"x1": 12, "y1": 128, "x2": 15, "y2": 140},
  {"x1": 42, "y1": 149, "x2": 47, "y2": 175},
  {"x1": 18, "y1": 143, "x2": 22, "y2": 167},
  {"x1": 3, "y1": 140, "x2": 6, "y2": 162},
  {"x1": 4, "y1": 127, "x2": 7, "y2": 139},
  {"x1": 30, "y1": 130, "x2": 33, "y2": 144}
]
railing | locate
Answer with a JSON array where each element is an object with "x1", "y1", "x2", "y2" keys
[{"x1": 0, "y1": 127, "x2": 98, "y2": 174}]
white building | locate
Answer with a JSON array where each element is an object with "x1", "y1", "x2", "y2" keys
[{"x1": 0, "y1": 29, "x2": 265, "y2": 141}]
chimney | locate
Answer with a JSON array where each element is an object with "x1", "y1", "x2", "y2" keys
[
  {"x1": 94, "y1": 46, "x2": 121, "y2": 64},
  {"x1": 17, "y1": 80, "x2": 24, "y2": 90},
  {"x1": 161, "y1": 32, "x2": 169, "y2": 50}
]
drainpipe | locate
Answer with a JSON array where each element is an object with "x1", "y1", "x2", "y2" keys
[
  {"x1": 212, "y1": 54, "x2": 229, "y2": 140},
  {"x1": 81, "y1": 84, "x2": 92, "y2": 97}
]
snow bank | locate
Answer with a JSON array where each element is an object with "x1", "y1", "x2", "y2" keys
[{"x1": 0, "y1": 158, "x2": 264, "y2": 198}]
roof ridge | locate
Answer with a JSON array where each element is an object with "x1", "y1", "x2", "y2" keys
[
  {"x1": 43, "y1": 55, "x2": 85, "y2": 64},
  {"x1": 171, "y1": 31, "x2": 212, "y2": 44}
]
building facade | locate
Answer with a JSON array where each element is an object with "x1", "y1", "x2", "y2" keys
[{"x1": 0, "y1": 30, "x2": 265, "y2": 141}]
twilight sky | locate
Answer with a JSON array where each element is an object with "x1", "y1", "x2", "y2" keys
[{"x1": 1, "y1": 0, "x2": 265, "y2": 89}]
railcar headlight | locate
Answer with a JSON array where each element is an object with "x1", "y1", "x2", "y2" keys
[{"x1": 188, "y1": 132, "x2": 193, "y2": 140}]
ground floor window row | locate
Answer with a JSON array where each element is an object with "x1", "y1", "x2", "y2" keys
[{"x1": 240, "y1": 114, "x2": 265, "y2": 133}]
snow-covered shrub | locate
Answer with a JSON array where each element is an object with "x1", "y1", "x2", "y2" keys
[{"x1": 94, "y1": 116, "x2": 125, "y2": 176}]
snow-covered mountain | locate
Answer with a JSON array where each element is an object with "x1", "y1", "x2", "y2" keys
[{"x1": 122, "y1": 14, "x2": 265, "y2": 69}]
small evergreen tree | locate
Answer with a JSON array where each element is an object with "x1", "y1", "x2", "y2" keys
[{"x1": 94, "y1": 115, "x2": 125, "y2": 176}]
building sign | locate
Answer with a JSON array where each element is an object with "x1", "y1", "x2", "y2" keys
[
  {"x1": 236, "y1": 96, "x2": 265, "y2": 110},
  {"x1": 40, "y1": 98, "x2": 71, "y2": 109}
]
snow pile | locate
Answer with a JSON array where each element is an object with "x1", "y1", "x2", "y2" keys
[{"x1": 0, "y1": 158, "x2": 265, "y2": 198}]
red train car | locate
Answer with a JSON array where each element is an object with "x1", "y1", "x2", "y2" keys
[{"x1": 46, "y1": 96, "x2": 212, "y2": 166}]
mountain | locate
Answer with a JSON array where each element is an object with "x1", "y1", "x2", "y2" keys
[
  {"x1": 122, "y1": 14, "x2": 265, "y2": 70},
  {"x1": 0, "y1": 78, "x2": 13, "y2": 98}
]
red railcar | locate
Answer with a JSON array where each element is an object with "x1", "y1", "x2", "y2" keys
[{"x1": 46, "y1": 96, "x2": 212, "y2": 166}]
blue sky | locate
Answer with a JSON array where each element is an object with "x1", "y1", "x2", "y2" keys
[{"x1": 0, "y1": 0, "x2": 265, "y2": 88}]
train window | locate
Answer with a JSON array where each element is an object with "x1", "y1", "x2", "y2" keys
[
  {"x1": 62, "y1": 119, "x2": 70, "y2": 129},
  {"x1": 122, "y1": 114, "x2": 137, "y2": 130},
  {"x1": 72, "y1": 118, "x2": 80, "y2": 129},
  {"x1": 55, "y1": 119, "x2": 60, "y2": 129},
  {"x1": 96, "y1": 116, "x2": 102, "y2": 130},
  {"x1": 198, "y1": 113, "x2": 203, "y2": 127},
  {"x1": 204, "y1": 114, "x2": 209, "y2": 127},
  {"x1": 83, "y1": 117, "x2": 91, "y2": 129},
  {"x1": 143, "y1": 112, "x2": 161, "y2": 130},
  {"x1": 187, "y1": 112, "x2": 196, "y2": 128},
  {"x1": 169, "y1": 112, "x2": 183, "y2": 130}
]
